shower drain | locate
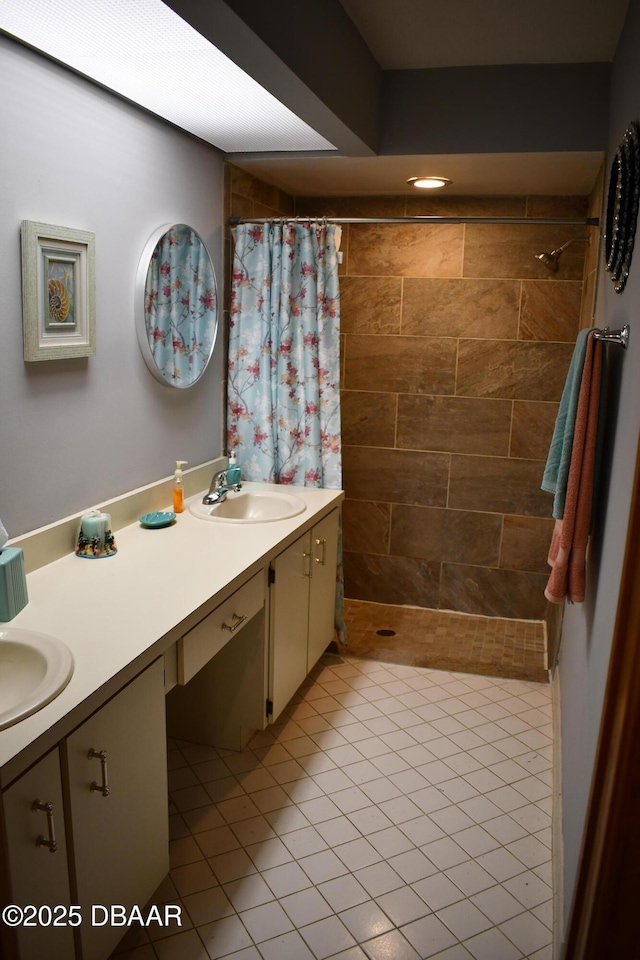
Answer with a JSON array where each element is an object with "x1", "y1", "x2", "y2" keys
[{"x1": 376, "y1": 629, "x2": 397, "y2": 637}]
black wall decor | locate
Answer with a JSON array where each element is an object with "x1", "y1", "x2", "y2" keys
[{"x1": 604, "y1": 120, "x2": 640, "y2": 293}]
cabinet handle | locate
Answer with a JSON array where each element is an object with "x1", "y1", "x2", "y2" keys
[
  {"x1": 88, "y1": 748, "x2": 110, "y2": 797},
  {"x1": 221, "y1": 612, "x2": 247, "y2": 633},
  {"x1": 302, "y1": 551, "x2": 313, "y2": 578},
  {"x1": 314, "y1": 538, "x2": 327, "y2": 565},
  {"x1": 33, "y1": 800, "x2": 58, "y2": 853}
]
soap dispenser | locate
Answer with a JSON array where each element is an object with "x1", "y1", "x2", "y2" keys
[
  {"x1": 173, "y1": 460, "x2": 188, "y2": 513},
  {"x1": 226, "y1": 450, "x2": 242, "y2": 487}
]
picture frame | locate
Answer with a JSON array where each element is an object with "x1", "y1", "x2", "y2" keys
[{"x1": 21, "y1": 220, "x2": 96, "y2": 361}]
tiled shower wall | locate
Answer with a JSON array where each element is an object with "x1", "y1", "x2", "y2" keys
[
  {"x1": 226, "y1": 168, "x2": 592, "y2": 622},
  {"x1": 299, "y1": 194, "x2": 592, "y2": 622}
]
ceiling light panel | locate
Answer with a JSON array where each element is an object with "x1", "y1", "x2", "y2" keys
[{"x1": 1, "y1": 0, "x2": 336, "y2": 153}]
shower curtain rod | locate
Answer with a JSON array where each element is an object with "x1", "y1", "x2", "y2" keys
[{"x1": 229, "y1": 215, "x2": 600, "y2": 226}]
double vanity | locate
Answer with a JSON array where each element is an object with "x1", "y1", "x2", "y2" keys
[{"x1": 0, "y1": 464, "x2": 342, "y2": 960}]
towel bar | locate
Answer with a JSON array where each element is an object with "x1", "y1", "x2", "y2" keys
[{"x1": 593, "y1": 324, "x2": 630, "y2": 349}]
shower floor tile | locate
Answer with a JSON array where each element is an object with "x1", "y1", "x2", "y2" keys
[
  {"x1": 109, "y1": 653, "x2": 553, "y2": 960},
  {"x1": 340, "y1": 600, "x2": 548, "y2": 683}
]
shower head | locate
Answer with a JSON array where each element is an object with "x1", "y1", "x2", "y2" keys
[
  {"x1": 534, "y1": 249, "x2": 563, "y2": 271},
  {"x1": 534, "y1": 236, "x2": 590, "y2": 272}
]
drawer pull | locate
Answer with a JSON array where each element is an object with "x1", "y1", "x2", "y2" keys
[
  {"x1": 315, "y1": 538, "x2": 327, "y2": 565},
  {"x1": 221, "y1": 612, "x2": 247, "y2": 633},
  {"x1": 33, "y1": 800, "x2": 58, "y2": 853},
  {"x1": 88, "y1": 748, "x2": 110, "y2": 797}
]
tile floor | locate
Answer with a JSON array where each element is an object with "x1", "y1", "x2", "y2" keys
[
  {"x1": 112, "y1": 654, "x2": 554, "y2": 960},
  {"x1": 343, "y1": 601, "x2": 548, "y2": 683}
]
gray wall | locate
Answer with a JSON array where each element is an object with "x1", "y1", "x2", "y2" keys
[
  {"x1": 380, "y1": 63, "x2": 611, "y2": 155},
  {"x1": 0, "y1": 36, "x2": 225, "y2": 538},
  {"x1": 559, "y1": 0, "x2": 640, "y2": 934}
]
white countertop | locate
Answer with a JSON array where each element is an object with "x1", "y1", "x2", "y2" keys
[{"x1": 0, "y1": 482, "x2": 343, "y2": 785}]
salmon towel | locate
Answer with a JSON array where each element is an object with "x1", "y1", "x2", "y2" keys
[{"x1": 545, "y1": 332, "x2": 603, "y2": 603}]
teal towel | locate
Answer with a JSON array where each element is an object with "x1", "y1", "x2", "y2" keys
[{"x1": 541, "y1": 327, "x2": 595, "y2": 519}]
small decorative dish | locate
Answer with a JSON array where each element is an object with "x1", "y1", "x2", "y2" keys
[{"x1": 139, "y1": 511, "x2": 176, "y2": 529}]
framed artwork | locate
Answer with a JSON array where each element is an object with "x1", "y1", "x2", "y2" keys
[{"x1": 21, "y1": 221, "x2": 96, "y2": 360}]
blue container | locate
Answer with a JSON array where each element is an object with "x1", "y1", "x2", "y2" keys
[
  {"x1": 0, "y1": 547, "x2": 28, "y2": 621},
  {"x1": 227, "y1": 451, "x2": 242, "y2": 485}
]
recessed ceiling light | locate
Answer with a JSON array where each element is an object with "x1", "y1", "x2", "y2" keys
[
  {"x1": 0, "y1": 0, "x2": 336, "y2": 154},
  {"x1": 407, "y1": 177, "x2": 452, "y2": 189}
]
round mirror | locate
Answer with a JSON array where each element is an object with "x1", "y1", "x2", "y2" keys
[
  {"x1": 135, "y1": 223, "x2": 218, "y2": 387},
  {"x1": 604, "y1": 148, "x2": 623, "y2": 273},
  {"x1": 604, "y1": 121, "x2": 640, "y2": 294}
]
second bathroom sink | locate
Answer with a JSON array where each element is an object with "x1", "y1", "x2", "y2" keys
[
  {"x1": 0, "y1": 628, "x2": 74, "y2": 730},
  {"x1": 190, "y1": 490, "x2": 306, "y2": 523}
]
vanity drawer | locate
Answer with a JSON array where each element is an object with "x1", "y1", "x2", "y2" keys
[{"x1": 178, "y1": 572, "x2": 265, "y2": 685}]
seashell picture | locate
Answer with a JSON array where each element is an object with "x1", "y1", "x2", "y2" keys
[
  {"x1": 46, "y1": 261, "x2": 76, "y2": 328},
  {"x1": 21, "y1": 221, "x2": 95, "y2": 361}
]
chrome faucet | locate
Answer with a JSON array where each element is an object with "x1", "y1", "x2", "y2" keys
[
  {"x1": 202, "y1": 467, "x2": 242, "y2": 505},
  {"x1": 203, "y1": 469, "x2": 228, "y2": 505}
]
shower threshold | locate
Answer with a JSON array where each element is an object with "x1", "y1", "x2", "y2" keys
[{"x1": 338, "y1": 599, "x2": 548, "y2": 683}]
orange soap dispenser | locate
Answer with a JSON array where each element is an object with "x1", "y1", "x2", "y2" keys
[{"x1": 173, "y1": 460, "x2": 189, "y2": 513}]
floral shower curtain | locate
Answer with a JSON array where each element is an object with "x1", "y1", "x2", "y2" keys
[{"x1": 227, "y1": 220, "x2": 345, "y2": 643}]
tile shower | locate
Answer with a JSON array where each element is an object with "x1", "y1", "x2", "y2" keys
[{"x1": 227, "y1": 166, "x2": 600, "y2": 677}]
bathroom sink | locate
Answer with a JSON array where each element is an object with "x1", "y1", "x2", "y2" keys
[
  {"x1": 190, "y1": 490, "x2": 306, "y2": 523},
  {"x1": 0, "y1": 628, "x2": 74, "y2": 730}
]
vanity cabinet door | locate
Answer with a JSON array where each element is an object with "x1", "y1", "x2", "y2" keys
[
  {"x1": 2, "y1": 747, "x2": 75, "y2": 960},
  {"x1": 63, "y1": 658, "x2": 169, "y2": 960},
  {"x1": 270, "y1": 509, "x2": 339, "y2": 719},
  {"x1": 270, "y1": 530, "x2": 313, "y2": 720},
  {"x1": 307, "y1": 510, "x2": 340, "y2": 673}
]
